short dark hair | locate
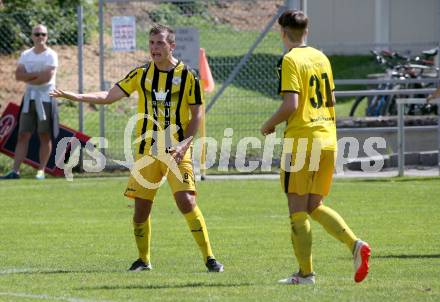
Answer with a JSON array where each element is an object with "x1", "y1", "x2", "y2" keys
[
  {"x1": 149, "y1": 24, "x2": 175, "y2": 44},
  {"x1": 278, "y1": 10, "x2": 308, "y2": 41}
]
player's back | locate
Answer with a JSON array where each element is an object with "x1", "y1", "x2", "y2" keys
[{"x1": 280, "y1": 46, "x2": 337, "y2": 151}]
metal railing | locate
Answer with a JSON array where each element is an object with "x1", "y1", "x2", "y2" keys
[
  {"x1": 335, "y1": 78, "x2": 439, "y2": 86},
  {"x1": 335, "y1": 88, "x2": 436, "y2": 98},
  {"x1": 396, "y1": 97, "x2": 440, "y2": 176}
]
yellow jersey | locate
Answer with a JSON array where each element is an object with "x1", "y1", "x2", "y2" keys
[
  {"x1": 278, "y1": 46, "x2": 337, "y2": 151},
  {"x1": 117, "y1": 61, "x2": 203, "y2": 155}
]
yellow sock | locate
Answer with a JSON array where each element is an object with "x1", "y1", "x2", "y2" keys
[
  {"x1": 184, "y1": 206, "x2": 214, "y2": 262},
  {"x1": 290, "y1": 212, "x2": 313, "y2": 276},
  {"x1": 310, "y1": 205, "x2": 358, "y2": 251},
  {"x1": 133, "y1": 217, "x2": 151, "y2": 264}
]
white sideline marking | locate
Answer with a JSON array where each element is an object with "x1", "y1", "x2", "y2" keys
[
  {"x1": 0, "y1": 292, "x2": 112, "y2": 302},
  {"x1": 0, "y1": 268, "x2": 36, "y2": 275},
  {"x1": 0, "y1": 179, "x2": 126, "y2": 190},
  {"x1": 0, "y1": 177, "x2": 127, "y2": 190}
]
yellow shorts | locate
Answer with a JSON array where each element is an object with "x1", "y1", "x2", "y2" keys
[
  {"x1": 124, "y1": 148, "x2": 196, "y2": 201},
  {"x1": 280, "y1": 150, "x2": 336, "y2": 196}
]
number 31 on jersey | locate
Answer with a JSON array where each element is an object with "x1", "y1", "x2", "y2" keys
[{"x1": 309, "y1": 72, "x2": 334, "y2": 109}]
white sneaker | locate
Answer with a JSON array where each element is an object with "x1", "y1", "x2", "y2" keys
[
  {"x1": 278, "y1": 272, "x2": 316, "y2": 285},
  {"x1": 353, "y1": 240, "x2": 371, "y2": 283},
  {"x1": 35, "y1": 170, "x2": 45, "y2": 180}
]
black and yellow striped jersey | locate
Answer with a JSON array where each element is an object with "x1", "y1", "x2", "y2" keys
[
  {"x1": 277, "y1": 46, "x2": 337, "y2": 151},
  {"x1": 116, "y1": 61, "x2": 203, "y2": 154}
]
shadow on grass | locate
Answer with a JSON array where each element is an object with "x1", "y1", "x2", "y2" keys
[
  {"x1": 0, "y1": 269, "x2": 122, "y2": 276},
  {"x1": 374, "y1": 254, "x2": 440, "y2": 259},
  {"x1": 335, "y1": 176, "x2": 440, "y2": 183},
  {"x1": 76, "y1": 282, "x2": 254, "y2": 290}
]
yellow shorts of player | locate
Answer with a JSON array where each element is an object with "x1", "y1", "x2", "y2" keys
[
  {"x1": 280, "y1": 149, "x2": 336, "y2": 196},
  {"x1": 124, "y1": 149, "x2": 196, "y2": 201}
]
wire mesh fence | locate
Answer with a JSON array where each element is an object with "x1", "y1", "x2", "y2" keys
[
  {"x1": 0, "y1": 4, "x2": 101, "y2": 138},
  {"x1": 0, "y1": 9, "x2": 81, "y2": 108},
  {"x1": 99, "y1": 0, "x2": 286, "y2": 171},
  {"x1": 0, "y1": 0, "x2": 286, "y2": 173},
  {"x1": 2, "y1": 0, "x2": 438, "y2": 174}
]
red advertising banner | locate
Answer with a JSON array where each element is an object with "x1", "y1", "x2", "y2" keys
[{"x1": 0, "y1": 102, "x2": 90, "y2": 177}]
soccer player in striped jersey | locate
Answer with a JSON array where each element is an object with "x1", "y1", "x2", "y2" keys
[
  {"x1": 260, "y1": 10, "x2": 370, "y2": 284},
  {"x1": 50, "y1": 24, "x2": 223, "y2": 273}
]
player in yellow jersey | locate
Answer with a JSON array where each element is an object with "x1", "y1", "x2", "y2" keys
[
  {"x1": 261, "y1": 10, "x2": 370, "y2": 284},
  {"x1": 50, "y1": 24, "x2": 223, "y2": 273}
]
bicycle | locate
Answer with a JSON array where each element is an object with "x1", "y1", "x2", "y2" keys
[{"x1": 349, "y1": 48, "x2": 439, "y2": 117}]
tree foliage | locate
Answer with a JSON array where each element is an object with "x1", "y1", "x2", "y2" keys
[{"x1": 0, "y1": 0, "x2": 97, "y2": 54}]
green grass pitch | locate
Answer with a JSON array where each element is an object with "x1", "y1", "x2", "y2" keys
[{"x1": 0, "y1": 177, "x2": 439, "y2": 301}]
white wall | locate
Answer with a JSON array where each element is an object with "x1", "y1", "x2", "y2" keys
[
  {"x1": 303, "y1": 0, "x2": 439, "y2": 54},
  {"x1": 389, "y1": 0, "x2": 438, "y2": 45}
]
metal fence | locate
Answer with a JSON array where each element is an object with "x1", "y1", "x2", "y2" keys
[
  {"x1": 0, "y1": 9, "x2": 81, "y2": 109},
  {"x1": 0, "y1": 6, "x2": 101, "y2": 139},
  {"x1": 98, "y1": 0, "x2": 286, "y2": 168},
  {"x1": 396, "y1": 98, "x2": 440, "y2": 176},
  {"x1": 1, "y1": 0, "x2": 439, "y2": 174}
]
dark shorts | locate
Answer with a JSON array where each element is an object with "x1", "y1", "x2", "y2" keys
[{"x1": 18, "y1": 100, "x2": 53, "y2": 135}]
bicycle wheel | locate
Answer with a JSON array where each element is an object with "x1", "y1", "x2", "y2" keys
[
  {"x1": 385, "y1": 95, "x2": 398, "y2": 115},
  {"x1": 379, "y1": 95, "x2": 391, "y2": 116},
  {"x1": 381, "y1": 84, "x2": 401, "y2": 116},
  {"x1": 366, "y1": 95, "x2": 382, "y2": 116},
  {"x1": 420, "y1": 82, "x2": 437, "y2": 115},
  {"x1": 349, "y1": 96, "x2": 370, "y2": 116}
]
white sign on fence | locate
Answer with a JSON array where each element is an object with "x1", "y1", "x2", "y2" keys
[
  {"x1": 174, "y1": 27, "x2": 200, "y2": 70},
  {"x1": 112, "y1": 16, "x2": 136, "y2": 52}
]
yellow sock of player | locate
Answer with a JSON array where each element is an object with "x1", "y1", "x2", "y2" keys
[
  {"x1": 290, "y1": 212, "x2": 313, "y2": 276},
  {"x1": 310, "y1": 205, "x2": 358, "y2": 251},
  {"x1": 133, "y1": 217, "x2": 151, "y2": 264},
  {"x1": 184, "y1": 206, "x2": 214, "y2": 262}
]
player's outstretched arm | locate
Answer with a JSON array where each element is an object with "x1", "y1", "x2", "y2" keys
[{"x1": 50, "y1": 85, "x2": 126, "y2": 105}]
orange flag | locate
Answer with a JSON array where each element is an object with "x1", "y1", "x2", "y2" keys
[{"x1": 199, "y1": 48, "x2": 215, "y2": 93}]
